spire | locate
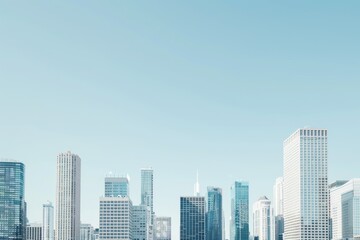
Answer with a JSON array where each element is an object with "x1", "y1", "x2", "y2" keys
[{"x1": 194, "y1": 170, "x2": 200, "y2": 196}]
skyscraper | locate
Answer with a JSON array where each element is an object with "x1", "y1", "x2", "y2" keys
[
  {"x1": 273, "y1": 177, "x2": 284, "y2": 240},
  {"x1": 180, "y1": 196, "x2": 206, "y2": 240},
  {"x1": 207, "y1": 187, "x2": 223, "y2": 240},
  {"x1": 141, "y1": 168, "x2": 154, "y2": 220},
  {"x1": 0, "y1": 160, "x2": 26, "y2": 240},
  {"x1": 55, "y1": 151, "x2": 81, "y2": 240},
  {"x1": 132, "y1": 205, "x2": 152, "y2": 240},
  {"x1": 105, "y1": 175, "x2": 129, "y2": 197},
  {"x1": 253, "y1": 196, "x2": 271, "y2": 240},
  {"x1": 230, "y1": 181, "x2": 249, "y2": 240},
  {"x1": 154, "y1": 217, "x2": 171, "y2": 240},
  {"x1": 330, "y1": 179, "x2": 360, "y2": 240},
  {"x1": 26, "y1": 223, "x2": 42, "y2": 240},
  {"x1": 43, "y1": 201, "x2": 54, "y2": 240},
  {"x1": 283, "y1": 129, "x2": 329, "y2": 240},
  {"x1": 99, "y1": 196, "x2": 133, "y2": 240}
]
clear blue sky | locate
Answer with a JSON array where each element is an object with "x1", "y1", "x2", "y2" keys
[{"x1": 1, "y1": 1, "x2": 359, "y2": 239}]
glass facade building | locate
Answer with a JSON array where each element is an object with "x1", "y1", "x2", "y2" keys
[
  {"x1": 105, "y1": 176, "x2": 129, "y2": 197},
  {"x1": 0, "y1": 160, "x2": 26, "y2": 240},
  {"x1": 141, "y1": 168, "x2": 154, "y2": 227},
  {"x1": 230, "y1": 181, "x2": 249, "y2": 240},
  {"x1": 283, "y1": 129, "x2": 329, "y2": 240},
  {"x1": 207, "y1": 187, "x2": 222, "y2": 240},
  {"x1": 180, "y1": 196, "x2": 205, "y2": 240}
]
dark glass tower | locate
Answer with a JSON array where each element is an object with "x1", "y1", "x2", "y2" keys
[
  {"x1": 180, "y1": 196, "x2": 205, "y2": 240},
  {"x1": 0, "y1": 160, "x2": 26, "y2": 240},
  {"x1": 230, "y1": 181, "x2": 249, "y2": 240},
  {"x1": 207, "y1": 187, "x2": 222, "y2": 240}
]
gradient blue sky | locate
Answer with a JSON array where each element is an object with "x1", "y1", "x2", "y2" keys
[{"x1": 1, "y1": 1, "x2": 360, "y2": 239}]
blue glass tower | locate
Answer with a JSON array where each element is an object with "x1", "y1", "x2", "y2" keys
[
  {"x1": 105, "y1": 176, "x2": 129, "y2": 197},
  {"x1": 0, "y1": 160, "x2": 26, "y2": 240},
  {"x1": 207, "y1": 187, "x2": 222, "y2": 240},
  {"x1": 180, "y1": 196, "x2": 206, "y2": 240},
  {"x1": 230, "y1": 181, "x2": 249, "y2": 240}
]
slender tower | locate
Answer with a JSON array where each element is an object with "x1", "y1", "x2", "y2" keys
[
  {"x1": 55, "y1": 151, "x2": 81, "y2": 240},
  {"x1": 141, "y1": 168, "x2": 154, "y2": 223},
  {"x1": 43, "y1": 201, "x2": 54, "y2": 240}
]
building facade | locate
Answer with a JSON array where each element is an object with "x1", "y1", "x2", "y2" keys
[
  {"x1": 80, "y1": 224, "x2": 94, "y2": 240},
  {"x1": 154, "y1": 217, "x2": 171, "y2": 240},
  {"x1": 27, "y1": 223, "x2": 42, "y2": 240},
  {"x1": 43, "y1": 201, "x2": 54, "y2": 240},
  {"x1": 0, "y1": 160, "x2": 26, "y2": 240},
  {"x1": 283, "y1": 129, "x2": 329, "y2": 240},
  {"x1": 141, "y1": 168, "x2": 154, "y2": 220},
  {"x1": 55, "y1": 151, "x2": 81, "y2": 240},
  {"x1": 99, "y1": 196, "x2": 133, "y2": 240},
  {"x1": 253, "y1": 196, "x2": 271, "y2": 240},
  {"x1": 330, "y1": 179, "x2": 360, "y2": 240},
  {"x1": 273, "y1": 177, "x2": 284, "y2": 240},
  {"x1": 207, "y1": 187, "x2": 222, "y2": 240},
  {"x1": 230, "y1": 181, "x2": 249, "y2": 240},
  {"x1": 132, "y1": 205, "x2": 152, "y2": 240},
  {"x1": 105, "y1": 175, "x2": 129, "y2": 197},
  {"x1": 180, "y1": 196, "x2": 206, "y2": 240}
]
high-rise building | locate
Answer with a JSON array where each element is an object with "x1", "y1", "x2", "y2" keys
[
  {"x1": 132, "y1": 205, "x2": 152, "y2": 240},
  {"x1": 253, "y1": 196, "x2": 271, "y2": 240},
  {"x1": 80, "y1": 224, "x2": 94, "y2": 240},
  {"x1": 55, "y1": 151, "x2": 81, "y2": 240},
  {"x1": 99, "y1": 196, "x2": 133, "y2": 240},
  {"x1": 154, "y1": 217, "x2": 171, "y2": 240},
  {"x1": 0, "y1": 160, "x2": 26, "y2": 240},
  {"x1": 273, "y1": 177, "x2": 284, "y2": 240},
  {"x1": 283, "y1": 129, "x2": 329, "y2": 240},
  {"x1": 141, "y1": 168, "x2": 154, "y2": 221},
  {"x1": 105, "y1": 175, "x2": 129, "y2": 197},
  {"x1": 330, "y1": 179, "x2": 360, "y2": 240},
  {"x1": 27, "y1": 223, "x2": 42, "y2": 240},
  {"x1": 230, "y1": 181, "x2": 249, "y2": 240},
  {"x1": 207, "y1": 187, "x2": 223, "y2": 240},
  {"x1": 180, "y1": 196, "x2": 206, "y2": 240},
  {"x1": 43, "y1": 201, "x2": 54, "y2": 240}
]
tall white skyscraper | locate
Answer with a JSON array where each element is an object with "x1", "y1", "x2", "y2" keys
[
  {"x1": 273, "y1": 177, "x2": 284, "y2": 216},
  {"x1": 283, "y1": 129, "x2": 329, "y2": 240},
  {"x1": 273, "y1": 177, "x2": 284, "y2": 240},
  {"x1": 99, "y1": 196, "x2": 133, "y2": 240},
  {"x1": 253, "y1": 196, "x2": 271, "y2": 240},
  {"x1": 43, "y1": 201, "x2": 54, "y2": 240},
  {"x1": 141, "y1": 168, "x2": 154, "y2": 228},
  {"x1": 330, "y1": 179, "x2": 360, "y2": 240},
  {"x1": 55, "y1": 151, "x2": 81, "y2": 240}
]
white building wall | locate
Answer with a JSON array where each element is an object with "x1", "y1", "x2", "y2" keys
[
  {"x1": 55, "y1": 151, "x2": 81, "y2": 240},
  {"x1": 253, "y1": 197, "x2": 271, "y2": 240},
  {"x1": 284, "y1": 129, "x2": 328, "y2": 240}
]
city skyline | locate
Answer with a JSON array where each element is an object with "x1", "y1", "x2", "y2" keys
[{"x1": 1, "y1": 1, "x2": 360, "y2": 240}]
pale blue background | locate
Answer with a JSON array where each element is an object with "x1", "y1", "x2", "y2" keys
[{"x1": 0, "y1": 1, "x2": 359, "y2": 239}]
